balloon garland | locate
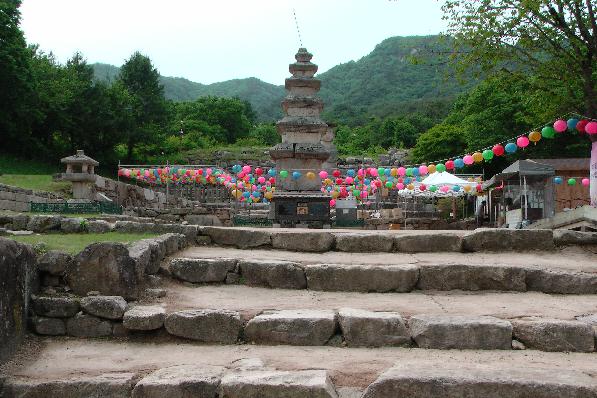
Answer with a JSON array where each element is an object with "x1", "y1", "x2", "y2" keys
[{"x1": 118, "y1": 113, "x2": 595, "y2": 206}]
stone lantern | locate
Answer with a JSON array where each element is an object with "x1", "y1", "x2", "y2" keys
[
  {"x1": 270, "y1": 48, "x2": 332, "y2": 227},
  {"x1": 59, "y1": 150, "x2": 98, "y2": 200}
]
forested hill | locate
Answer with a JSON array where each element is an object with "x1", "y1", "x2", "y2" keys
[{"x1": 92, "y1": 35, "x2": 474, "y2": 124}]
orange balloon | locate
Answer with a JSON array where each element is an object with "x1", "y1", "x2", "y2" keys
[
  {"x1": 428, "y1": 164, "x2": 437, "y2": 174},
  {"x1": 473, "y1": 152, "x2": 483, "y2": 163},
  {"x1": 529, "y1": 131, "x2": 541, "y2": 143}
]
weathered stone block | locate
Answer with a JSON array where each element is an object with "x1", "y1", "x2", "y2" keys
[
  {"x1": 362, "y1": 363, "x2": 597, "y2": 398},
  {"x1": 66, "y1": 313, "x2": 113, "y2": 337},
  {"x1": 305, "y1": 264, "x2": 418, "y2": 293},
  {"x1": 185, "y1": 214, "x2": 223, "y2": 226},
  {"x1": 203, "y1": 227, "x2": 271, "y2": 249},
  {"x1": 512, "y1": 319, "x2": 595, "y2": 352},
  {"x1": 526, "y1": 268, "x2": 597, "y2": 294},
  {"x1": 123, "y1": 306, "x2": 166, "y2": 331},
  {"x1": 220, "y1": 370, "x2": 339, "y2": 398},
  {"x1": 60, "y1": 217, "x2": 86, "y2": 233},
  {"x1": 32, "y1": 296, "x2": 79, "y2": 318},
  {"x1": 27, "y1": 215, "x2": 62, "y2": 233},
  {"x1": 11, "y1": 214, "x2": 30, "y2": 230},
  {"x1": 1, "y1": 373, "x2": 138, "y2": 398},
  {"x1": 87, "y1": 220, "x2": 112, "y2": 233},
  {"x1": 409, "y1": 315, "x2": 512, "y2": 350},
  {"x1": 271, "y1": 231, "x2": 334, "y2": 252},
  {"x1": 244, "y1": 310, "x2": 337, "y2": 346},
  {"x1": 170, "y1": 258, "x2": 237, "y2": 283},
  {"x1": 80, "y1": 296, "x2": 127, "y2": 320},
  {"x1": 37, "y1": 250, "x2": 73, "y2": 275},
  {"x1": 132, "y1": 365, "x2": 223, "y2": 398},
  {"x1": 553, "y1": 230, "x2": 597, "y2": 245},
  {"x1": 335, "y1": 233, "x2": 394, "y2": 252},
  {"x1": 394, "y1": 233, "x2": 463, "y2": 252},
  {"x1": 338, "y1": 308, "x2": 410, "y2": 347},
  {"x1": 165, "y1": 309, "x2": 241, "y2": 343},
  {"x1": 417, "y1": 264, "x2": 526, "y2": 291},
  {"x1": 239, "y1": 260, "x2": 306, "y2": 289},
  {"x1": 463, "y1": 228, "x2": 555, "y2": 251},
  {"x1": 66, "y1": 242, "x2": 144, "y2": 300},
  {"x1": 32, "y1": 316, "x2": 66, "y2": 335}
]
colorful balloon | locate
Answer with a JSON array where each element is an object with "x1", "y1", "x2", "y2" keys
[
  {"x1": 517, "y1": 136, "x2": 530, "y2": 148},
  {"x1": 445, "y1": 160, "x2": 455, "y2": 170},
  {"x1": 472, "y1": 152, "x2": 483, "y2": 163},
  {"x1": 505, "y1": 142, "x2": 517, "y2": 154},
  {"x1": 463, "y1": 155, "x2": 474, "y2": 165},
  {"x1": 436, "y1": 163, "x2": 446, "y2": 173},
  {"x1": 482, "y1": 149, "x2": 494, "y2": 161},
  {"x1": 554, "y1": 176, "x2": 563, "y2": 184},
  {"x1": 529, "y1": 131, "x2": 541, "y2": 143},
  {"x1": 454, "y1": 158, "x2": 464, "y2": 168},
  {"x1": 492, "y1": 144, "x2": 504, "y2": 156},
  {"x1": 541, "y1": 126, "x2": 555, "y2": 139},
  {"x1": 568, "y1": 178, "x2": 577, "y2": 186},
  {"x1": 586, "y1": 121, "x2": 597, "y2": 134},
  {"x1": 567, "y1": 118, "x2": 579, "y2": 131},
  {"x1": 319, "y1": 170, "x2": 328, "y2": 179},
  {"x1": 581, "y1": 178, "x2": 590, "y2": 186}
]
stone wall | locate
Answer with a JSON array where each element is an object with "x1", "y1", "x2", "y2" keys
[
  {"x1": 0, "y1": 184, "x2": 63, "y2": 213},
  {"x1": 94, "y1": 176, "x2": 169, "y2": 209},
  {"x1": 0, "y1": 238, "x2": 37, "y2": 364}
]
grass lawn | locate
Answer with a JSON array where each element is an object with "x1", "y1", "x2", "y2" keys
[
  {"x1": 0, "y1": 174, "x2": 71, "y2": 194},
  {"x1": 7, "y1": 232, "x2": 157, "y2": 254}
]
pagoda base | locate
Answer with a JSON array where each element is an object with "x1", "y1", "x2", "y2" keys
[{"x1": 270, "y1": 191, "x2": 330, "y2": 228}]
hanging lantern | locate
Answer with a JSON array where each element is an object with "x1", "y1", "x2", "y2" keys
[
  {"x1": 492, "y1": 144, "x2": 504, "y2": 156},
  {"x1": 554, "y1": 176, "x2": 563, "y2": 184},
  {"x1": 567, "y1": 178, "x2": 577, "y2": 186},
  {"x1": 516, "y1": 136, "x2": 530, "y2": 148},
  {"x1": 428, "y1": 164, "x2": 437, "y2": 174},
  {"x1": 454, "y1": 158, "x2": 464, "y2": 168},
  {"x1": 463, "y1": 155, "x2": 474, "y2": 165},
  {"x1": 577, "y1": 119, "x2": 589, "y2": 133},
  {"x1": 586, "y1": 121, "x2": 597, "y2": 134},
  {"x1": 445, "y1": 160, "x2": 455, "y2": 170},
  {"x1": 436, "y1": 163, "x2": 446, "y2": 173},
  {"x1": 529, "y1": 131, "x2": 541, "y2": 144},
  {"x1": 581, "y1": 178, "x2": 590, "y2": 186},
  {"x1": 567, "y1": 118, "x2": 579, "y2": 131},
  {"x1": 505, "y1": 142, "x2": 517, "y2": 154},
  {"x1": 482, "y1": 149, "x2": 494, "y2": 161},
  {"x1": 472, "y1": 152, "x2": 484, "y2": 163},
  {"x1": 553, "y1": 120, "x2": 567, "y2": 133},
  {"x1": 541, "y1": 126, "x2": 555, "y2": 139}
]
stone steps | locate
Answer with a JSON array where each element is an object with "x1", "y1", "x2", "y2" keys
[
  {"x1": 166, "y1": 255, "x2": 597, "y2": 294},
  {"x1": 198, "y1": 226, "x2": 597, "y2": 253},
  {"x1": 2, "y1": 338, "x2": 597, "y2": 397}
]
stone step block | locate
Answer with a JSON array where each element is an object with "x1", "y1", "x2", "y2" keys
[
  {"x1": 203, "y1": 227, "x2": 271, "y2": 249},
  {"x1": 335, "y1": 233, "x2": 394, "y2": 252},
  {"x1": 244, "y1": 310, "x2": 337, "y2": 346},
  {"x1": 123, "y1": 306, "x2": 166, "y2": 331},
  {"x1": 220, "y1": 370, "x2": 338, "y2": 398},
  {"x1": 338, "y1": 308, "x2": 410, "y2": 347},
  {"x1": 305, "y1": 264, "x2": 418, "y2": 292},
  {"x1": 0, "y1": 373, "x2": 138, "y2": 398},
  {"x1": 32, "y1": 296, "x2": 79, "y2": 318},
  {"x1": 394, "y1": 233, "x2": 463, "y2": 252},
  {"x1": 526, "y1": 268, "x2": 597, "y2": 294},
  {"x1": 417, "y1": 264, "x2": 527, "y2": 291},
  {"x1": 132, "y1": 364, "x2": 223, "y2": 398},
  {"x1": 271, "y1": 231, "x2": 335, "y2": 252},
  {"x1": 32, "y1": 316, "x2": 66, "y2": 336},
  {"x1": 239, "y1": 259, "x2": 306, "y2": 289},
  {"x1": 362, "y1": 363, "x2": 597, "y2": 398},
  {"x1": 66, "y1": 313, "x2": 113, "y2": 338},
  {"x1": 512, "y1": 319, "x2": 595, "y2": 352},
  {"x1": 164, "y1": 309, "x2": 241, "y2": 343},
  {"x1": 80, "y1": 296, "x2": 127, "y2": 320},
  {"x1": 463, "y1": 228, "x2": 555, "y2": 252},
  {"x1": 409, "y1": 315, "x2": 512, "y2": 350},
  {"x1": 169, "y1": 258, "x2": 237, "y2": 283}
]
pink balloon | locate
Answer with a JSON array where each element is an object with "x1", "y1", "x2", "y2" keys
[
  {"x1": 419, "y1": 165, "x2": 428, "y2": 175},
  {"x1": 258, "y1": 176, "x2": 266, "y2": 184},
  {"x1": 345, "y1": 176, "x2": 354, "y2": 184},
  {"x1": 361, "y1": 191, "x2": 368, "y2": 198},
  {"x1": 397, "y1": 167, "x2": 406, "y2": 177},
  {"x1": 419, "y1": 184, "x2": 427, "y2": 191},
  {"x1": 554, "y1": 119, "x2": 567, "y2": 133},
  {"x1": 396, "y1": 183, "x2": 405, "y2": 190},
  {"x1": 242, "y1": 165, "x2": 251, "y2": 173},
  {"x1": 330, "y1": 199, "x2": 336, "y2": 207},
  {"x1": 517, "y1": 136, "x2": 530, "y2": 148},
  {"x1": 582, "y1": 178, "x2": 590, "y2": 186},
  {"x1": 441, "y1": 185, "x2": 450, "y2": 193},
  {"x1": 357, "y1": 168, "x2": 365, "y2": 177},
  {"x1": 369, "y1": 168, "x2": 378, "y2": 177},
  {"x1": 586, "y1": 122, "x2": 597, "y2": 134},
  {"x1": 319, "y1": 170, "x2": 328, "y2": 179},
  {"x1": 463, "y1": 155, "x2": 474, "y2": 165}
]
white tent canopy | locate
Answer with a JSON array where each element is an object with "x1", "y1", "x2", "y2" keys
[{"x1": 421, "y1": 172, "x2": 477, "y2": 187}]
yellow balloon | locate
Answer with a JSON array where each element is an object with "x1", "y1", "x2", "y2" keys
[
  {"x1": 428, "y1": 164, "x2": 437, "y2": 174},
  {"x1": 264, "y1": 191, "x2": 273, "y2": 200},
  {"x1": 473, "y1": 152, "x2": 483, "y2": 163},
  {"x1": 331, "y1": 191, "x2": 339, "y2": 199},
  {"x1": 463, "y1": 185, "x2": 472, "y2": 192},
  {"x1": 324, "y1": 178, "x2": 332, "y2": 185},
  {"x1": 529, "y1": 130, "x2": 541, "y2": 143},
  {"x1": 407, "y1": 183, "x2": 415, "y2": 190},
  {"x1": 390, "y1": 168, "x2": 398, "y2": 177},
  {"x1": 306, "y1": 171, "x2": 316, "y2": 179}
]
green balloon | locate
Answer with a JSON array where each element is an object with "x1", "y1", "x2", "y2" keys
[
  {"x1": 542, "y1": 126, "x2": 555, "y2": 139},
  {"x1": 385, "y1": 181, "x2": 393, "y2": 188},
  {"x1": 280, "y1": 170, "x2": 289, "y2": 178},
  {"x1": 568, "y1": 178, "x2": 577, "y2": 185},
  {"x1": 429, "y1": 185, "x2": 438, "y2": 192},
  {"x1": 436, "y1": 164, "x2": 446, "y2": 173},
  {"x1": 406, "y1": 168, "x2": 413, "y2": 176},
  {"x1": 482, "y1": 149, "x2": 494, "y2": 161},
  {"x1": 377, "y1": 167, "x2": 385, "y2": 176}
]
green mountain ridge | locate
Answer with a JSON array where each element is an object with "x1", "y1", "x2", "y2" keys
[{"x1": 92, "y1": 35, "x2": 474, "y2": 124}]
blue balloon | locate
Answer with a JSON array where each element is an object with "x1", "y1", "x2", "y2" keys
[
  {"x1": 567, "y1": 118, "x2": 579, "y2": 131},
  {"x1": 364, "y1": 178, "x2": 371, "y2": 186},
  {"x1": 384, "y1": 168, "x2": 391, "y2": 176},
  {"x1": 404, "y1": 177, "x2": 412, "y2": 184},
  {"x1": 453, "y1": 185, "x2": 461, "y2": 192},
  {"x1": 252, "y1": 191, "x2": 259, "y2": 197},
  {"x1": 268, "y1": 168, "x2": 276, "y2": 177},
  {"x1": 347, "y1": 169, "x2": 356, "y2": 177},
  {"x1": 412, "y1": 168, "x2": 420, "y2": 176},
  {"x1": 242, "y1": 191, "x2": 250, "y2": 198},
  {"x1": 292, "y1": 171, "x2": 301, "y2": 180},
  {"x1": 505, "y1": 142, "x2": 517, "y2": 154},
  {"x1": 554, "y1": 176, "x2": 563, "y2": 184},
  {"x1": 454, "y1": 158, "x2": 464, "y2": 168}
]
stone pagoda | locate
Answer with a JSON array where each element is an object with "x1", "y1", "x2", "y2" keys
[
  {"x1": 57, "y1": 150, "x2": 98, "y2": 200},
  {"x1": 270, "y1": 48, "x2": 332, "y2": 227}
]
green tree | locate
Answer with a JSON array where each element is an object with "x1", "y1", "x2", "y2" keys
[
  {"x1": 0, "y1": 0, "x2": 33, "y2": 152},
  {"x1": 249, "y1": 123, "x2": 280, "y2": 145},
  {"x1": 412, "y1": 123, "x2": 467, "y2": 164},
  {"x1": 118, "y1": 52, "x2": 168, "y2": 161}
]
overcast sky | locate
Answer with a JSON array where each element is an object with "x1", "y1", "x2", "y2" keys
[{"x1": 20, "y1": 0, "x2": 447, "y2": 85}]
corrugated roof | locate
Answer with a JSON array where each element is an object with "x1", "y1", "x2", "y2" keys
[
  {"x1": 528, "y1": 158, "x2": 589, "y2": 171},
  {"x1": 501, "y1": 159, "x2": 555, "y2": 176}
]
